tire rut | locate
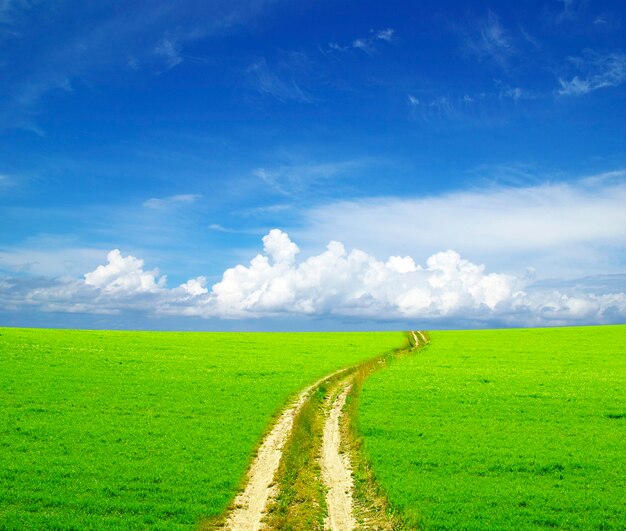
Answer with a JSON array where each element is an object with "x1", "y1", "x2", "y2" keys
[
  {"x1": 321, "y1": 380, "x2": 356, "y2": 531},
  {"x1": 220, "y1": 332, "x2": 428, "y2": 530},
  {"x1": 223, "y1": 368, "x2": 349, "y2": 531}
]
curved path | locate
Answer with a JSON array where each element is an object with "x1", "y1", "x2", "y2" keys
[
  {"x1": 224, "y1": 395, "x2": 303, "y2": 531},
  {"x1": 321, "y1": 380, "x2": 356, "y2": 531},
  {"x1": 222, "y1": 332, "x2": 427, "y2": 530},
  {"x1": 224, "y1": 368, "x2": 348, "y2": 530}
]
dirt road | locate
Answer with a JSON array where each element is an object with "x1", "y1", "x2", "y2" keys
[
  {"x1": 223, "y1": 368, "x2": 348, "y2": 530},
  {"x1": 222, "y1": 332, "x2": 427, "y2": 530},
  {"x1": 321, "y1": 380, "x2": 356, "y2": 531}
]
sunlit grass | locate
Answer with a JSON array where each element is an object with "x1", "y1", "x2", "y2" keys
[
  {"x1": 358, "y1": 325, "x2": 626, "y2": 529},
  {"x1": 0, "y1": 327, "x2": 403, "y2": 529}
]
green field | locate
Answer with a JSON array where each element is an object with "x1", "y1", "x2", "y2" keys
[
  {"x1": 0, "y1": 327, "x2": 403, "y2": 529},
  {"x1": 358, "y1": 326, "x2": 626, "y2": 529}
]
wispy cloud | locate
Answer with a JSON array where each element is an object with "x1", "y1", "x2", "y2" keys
[
  {"x1": 407, "y1": 94, "x2": 420, "y2": 107},
  {"x1": 592, "y1": 12, "x2": 621, "y2": 31},
  {"x1": 0, "y1": 0, "x2": 36, "y2": 31},
  {"x1": 327, "y1": 28, "x2": 395, "y2": 56},
  {"x1": 555, "y1": 0, "x2": 586, "y2": 23},
  {"x1": 142, "y1": 194, "x2": 202, "y2": 209},
  {"x1": 407, "y1": 94, "x2": 420, "y2": 117},
  {"x1": 558, "y1": 51, "x2": 626, "y2": 96},
  {"x1": 326, "y1": 42, "x2": 348, "y2": 53},
  {"x1": 0, "y1": 245, "x2": 108, "y2": 277},
  {"x1": 463, "y1": 10, "x2": 515, "y2": 67},
  {"x1": 503, "y1": 87, "x2": 524, "y2": 100},
  {"x1": 208, "y1": 223, "x2": 263, "y2": 235},
  {"x1": 580, "y1": 169, "x2": 626, "y2": 186},
  {"x1": 154, "y1": 35, "x2": 182, "y2": 70},
  {"x1": 253, "y1": 160, "x2": 363, "y2": 196},
  {"x1": 375, "y1": 28, "x2": 394, "y2": 41},
  {"x1": 254, "y1": 168, "x2": 290, "y2": 195},
  {"x1": 0, "y1": 172, "x2": 15, "y2": 190},
  {"x1": 299, "y1": 173, "x2": 626, "y2": 279},
  {"x1": 428, "y1": 96, "x2": 454, "y2": 116},
  {"x1": 238, "y1": 204, "x2": 293, "y2": 218},
  {"x1": 0, "y1": 2, "x2": 284, "y2": 131},
  {"x1": 208, "y1": 223, "x2": 234, "y2": 233},
  {"x1": 352, "y1": 27, "x2": 395, "y2": 54},
  {"x1": 500, "y1": 86, "x2": 537, "y2": 101},
  {"x1": 248, "y1": 58, "x2": 312, "y2": 103}
]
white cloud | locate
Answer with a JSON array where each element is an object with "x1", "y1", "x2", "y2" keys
[
  {"x1": 2, "y1": 2, "x2": 282, "y2": 132},
  {"x1": 3, "y1": 229, "x2": 624, "y2": 327},
  {"x1": 503, "y1": 87, "x2": 524, "y2": 100},
  {"x1": 262, "y1": 228, "x2": 300, "y2": 264},
  {"x1": 198, "y1": 235, "x2": 523, "y2": 319},
  {"x1": 143, "y1": 194, "x2": 201, "y2": 209},
  {"x1": 154, "y1": 36, "x2": 182, "y2": 69},
  {"x1": 298, "y1": 176, "x2": 626, "y2": 279},
  {"x1": 248, "y1": 58, "x2": 312, "y2": 103},
  {"x1": 464, "y1": 10, "x2": 514, "y2": 67},
  {"x1": 386, "y1": 255, "x2": 417, "y2": 274},
  {"x1": 84, "y1": 249, "x2": 166, "y2": 293},
  {"x1": 429, "y1": 96, "x2": 454, "y2": 116},
  {"x1": 580, "y1": 169, "x2": 626, "y2": 186},
  {"x1": 352, "y1": 38, "x2": 372, "y2": 53},
  {"x1": 328, "y1": 42, "x2": 349, "y2": 53},
  {"x1": 555, "y1": 0, "x2": 586, "y2": 23},
  {"x1": 559, "y1": 51, "x2": 626, "y2": 96},
  {"x1": 179, "y1": 276, "x2": 208, "y2": 296},
  {"x1": 375, "y1": 28, "x2": 394, "y2": 41},
  {"x1": 208, "y1": 223, "x2": 237, "y2": 233},
  {"x1": 253, "y1": 159, "x2": 363, "y2": 196},
  {"x1": 0, "y1": 245, "x2": 108, "y2": 277},
  {"x1": 254, "y1": 168, "x2": 288, "y2": 195},
  {"x1": 352, "y1": 28, "x2": 395, "y2": 54}
]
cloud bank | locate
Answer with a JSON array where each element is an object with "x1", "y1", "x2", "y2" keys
[
  {"x1": 298, "y1": 176, "x2": 626, "y2": 279},
  {"x1": 2, "y1": 229, "x2": 624, "y2": 327}
]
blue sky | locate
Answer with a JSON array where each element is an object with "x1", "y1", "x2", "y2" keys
[{"x1": 1, "y1": 0, "x2": 625, "y2": 330}]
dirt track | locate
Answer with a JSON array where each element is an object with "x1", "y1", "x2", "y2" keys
[
  {"x1": 321, "y1": 380, "x2": 356, "y2": 531},
  {"x1": 224, "y1": 395, "x2": 303, "y2": 530},
  {"x1": 224, "y1": 368, "x2": 348, "y2": 530},
  {"x1": 223, "y1": 332, "x2": 427, "y2": 530}
]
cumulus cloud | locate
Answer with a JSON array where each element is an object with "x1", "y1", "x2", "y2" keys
[
  {"x1": 179, "y1": 276, "x2": 208, "y2": 296},
  {"x1": 178, "y1": 235, "x2": 522, "y2": 319},
  {"x1": 84, "y1": 249, "x2": 166, "y2": 293},
  {"x1": 3, "y1": 229, "x2": 624, "y2": 327}
]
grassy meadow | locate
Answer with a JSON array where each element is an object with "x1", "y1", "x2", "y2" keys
[
  {"x1": 0, "y1": 327, "x2": 403, "y2": 529},
  {"x1": 358, "y1": 325, "x2": 626, "y2": 529}
]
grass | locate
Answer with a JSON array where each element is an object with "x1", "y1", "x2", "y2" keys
[
  {"x1": 342, "y1": 331, "x2": 428, "y2": 530},
  {"x1": 357, "y1": 325, "x2": 626, "y2": 530},
  {"x1": 262, "y1": 335, "x2": 417, "y2": 530},
  {"x1": 0, "y1": 327, "x2": 403, "y2": 529},
  {"x1": 263, "y1": 380, "x2": 330, "y2": 530}
]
